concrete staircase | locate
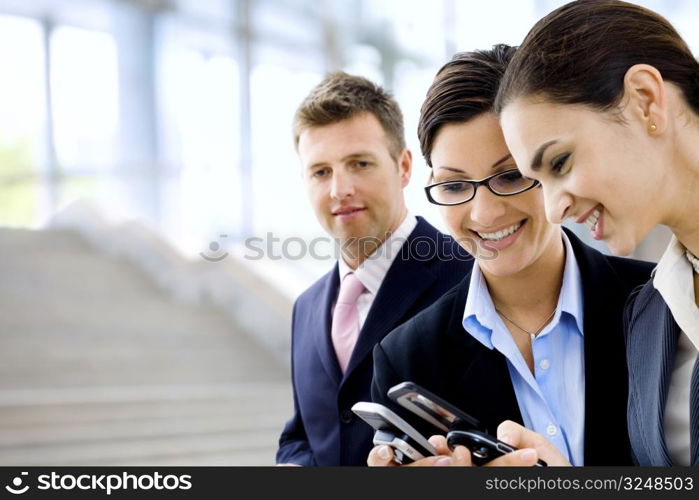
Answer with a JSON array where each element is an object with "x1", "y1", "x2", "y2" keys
[{"x1": 0, "y1": 228, "x2": 292, "y2": 465}]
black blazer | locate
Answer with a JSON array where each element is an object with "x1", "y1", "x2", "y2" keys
[
  {"x1": 372, "y1": 228, "x2": 654, "y2": 465},
  {"x1": 276, "y1": 216, "x2": 474, "y2": 466}
]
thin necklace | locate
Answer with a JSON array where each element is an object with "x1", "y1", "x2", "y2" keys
[
  {"x1": 685, "y1": 249, "x2": 699, "y2": 274},
  {"x1": 495, "y1": 307, "x2": 557, "y2": 344}
]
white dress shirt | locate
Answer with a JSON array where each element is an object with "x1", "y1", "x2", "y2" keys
[
  {"x1": 653, "y1": 236, "x2": 699, "y2": 466},
  {"x1": 336, "y1": 213, "x2": 418, "y2": 328}
]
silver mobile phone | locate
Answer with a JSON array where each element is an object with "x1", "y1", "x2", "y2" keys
[{"x1": 351, "y1": 401, "x2": 437, "y2": 464}]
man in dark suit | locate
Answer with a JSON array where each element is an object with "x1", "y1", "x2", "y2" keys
[{"x1": 275, "y1": 72, "x2": 472, "y2": 466}]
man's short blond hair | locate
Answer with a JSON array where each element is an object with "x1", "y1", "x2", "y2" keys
[{"x1": 293, "y1": 71, "x2": 406, "y2": 160}]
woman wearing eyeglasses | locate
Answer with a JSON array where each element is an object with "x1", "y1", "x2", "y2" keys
[{"x1": 367, "y1": 45, "x2": 654, "y2": 466}]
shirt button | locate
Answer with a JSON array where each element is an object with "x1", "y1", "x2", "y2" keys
[
  {"x1": 340, "y1": 410, "x2": 353, "y2": 424},
  {"x1": 539, "y1": 359, "x2": 550, "y2": 370},
  {"x1": 546, "y1": 424, "x2": 557, "y2": 436}
]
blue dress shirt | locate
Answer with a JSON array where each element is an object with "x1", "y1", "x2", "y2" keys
[{"x1": 463, "y1": 232, "x2": 585, "y2": 465}]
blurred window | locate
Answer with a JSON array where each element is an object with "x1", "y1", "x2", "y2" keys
[
  {"x1": 51, "y1": 26, "x2": 119, "y2": 173},
  {"x1": 51, "y1": 25, "x2": 119, "y2": 211},
  {"x1": 154, "y1": 5, "x2": 243, "y2": 253},
  {"x1": 249, "y1": 63, "x2": 321, "y2": 239},
  {"x1": 0, "y1": 15, "x2": 45, "y2": 227}
]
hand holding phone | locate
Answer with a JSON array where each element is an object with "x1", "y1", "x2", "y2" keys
[
  {"x1": 447, "y1": 429, "x2": 547, "y2": 467},
  {"x1": 388, "y1": 381, "x2": 547, "y2": 467},
  {"x1": 351, "y1": 401, "x2": 437, "y2": 465}
]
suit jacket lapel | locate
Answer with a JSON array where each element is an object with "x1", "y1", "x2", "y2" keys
[
  {"x1": 566, "y1": 229, "x2": 635, "y2": 464},
  {"x1": 690, "y1": 355, "x2": 699, "y2": 465},
  {"x1": 344, "y1": 220, "x2": 438, "y2": 377},
  {"x1": 345, "y1": 252, "x2": 437, "y2": 377},
  {"x1": 437, "y1": 273, "x2": 524, "y2": 433},
  {"x1": 627, "y1": 288, "x2": 678, "y2": 465},
  {"x1": 657, "y1": 306, "x2": 681, "y2": 464},
  {"x1": 455, "y1": 347, "x2": 523, "y2": 434},
  {"x1": 313, "y1": 265, "x2": 342, "y2": 384}
]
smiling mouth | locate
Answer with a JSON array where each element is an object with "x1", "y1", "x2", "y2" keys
[
  {"x1": 583, "y1": 207, "x2": 601, "y2": 233},
  {"x1": 472, "y1": 220, "x2": 525, "y2": 242}
]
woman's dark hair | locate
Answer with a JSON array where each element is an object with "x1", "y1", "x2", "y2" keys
[
  {"x1": 418, "y1": 44, "x2": 517, "y2": 167},
  {"x1": 494, "y1": 0, "x2": 699, "y2": 116}
]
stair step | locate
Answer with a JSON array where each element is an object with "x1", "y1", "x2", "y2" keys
[
  {"x1": 0, "y1": 429, "x2": 281, "y2": 466},
  {"x1": 0, "y1": 228, "x2": 292, "y2": 466},
  {"x1": 0, "y1": 412, "x2": 287, "y2": 447},
  {"x1": 128, "y1": 448, "x2": 279, "y2": 466}
]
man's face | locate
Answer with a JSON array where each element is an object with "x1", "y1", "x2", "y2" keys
[{"x1": 298, "y1": 112, "x2": 411, "y2": 263}]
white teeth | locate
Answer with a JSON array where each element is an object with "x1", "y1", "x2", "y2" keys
[
  {"x1": 584, "y1": 209, "x2": 601, "y2": 231},
  {"x1": 476, "y1": 221, "x2": 523, "y2": 241}
]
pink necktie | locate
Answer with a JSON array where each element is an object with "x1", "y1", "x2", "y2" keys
[{"x1": 331, "y1": 273, "x2": 366, "y2": 373}]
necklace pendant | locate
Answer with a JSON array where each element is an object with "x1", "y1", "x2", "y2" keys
[{"x1": 530, "y1": 333, "x2": 536, "y2": 344}]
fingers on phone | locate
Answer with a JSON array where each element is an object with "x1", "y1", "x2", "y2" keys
[
  {"x1": 496, "y1": 420, "x2": 548, "y2": 449},
  {"x1": 428, "y1": 434, "x2": 449, "y2": 453},
  {"x1": 450, "y1": 445, "x2": 473, "y2": 466},
  {"x1": 367, "y1": 445, "x2": 396, "y2": 467},
  {"x1": 495, "y1": 420, "x2": 523, "y2": 445},
  {"x1": 417, "y1": 445, "x2": 471, "y2": 467},
  {"x1": 408, "y1": 455, "x2": 456, "y2": 467},
  {"x1": 484, "y1": 448, "x2": 539, "y2": 467}
]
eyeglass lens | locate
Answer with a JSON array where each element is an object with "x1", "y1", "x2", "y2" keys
[{"x1": 429, "y1": 170, "x2": 534, "y2": 205}]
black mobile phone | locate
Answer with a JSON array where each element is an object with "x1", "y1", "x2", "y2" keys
[
  {"x1": 447, "y1": 429, "x2": 547, "y2": 467},
  {"x1": 389, "y1": 381, "x2": 547, "y2": 467},
  {"x1": 351, "y1": 401, "x2": 437, "y2": 464},
  {"x1": 387, "y1": 381, "x2": 485, "y2": 434}
]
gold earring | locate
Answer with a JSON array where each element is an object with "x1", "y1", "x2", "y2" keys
[{"x1": 649, "y1": 122, "x2": 657, "y2": 133}]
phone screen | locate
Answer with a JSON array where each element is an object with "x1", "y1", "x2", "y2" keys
[
  {"x1": 406, "y1": 393, "x2": 462, "y2": 428},
  {"x1": 388, "y1": 382, "x2": 485, "y2": 433}
]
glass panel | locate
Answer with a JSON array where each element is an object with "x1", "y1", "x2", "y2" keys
[
  {"x1": 250, "y1": 64, "x2": 321, "y2": 240},
  {"x1": 0, "y1": 15, "x2": 45, "y2": 227},
  {"x1": 51, "y1": 25, "x2": 119, "y2": 173},
  {"x1": 158, "y1": 44, "x2": 241, "y2": 255},
  {"x1": 454, "y1": 0, "x2": 539, "y2": 49},
  {"x1": 252, "y1": 0, "x2": 323, "y2": 47},
  {"x1": 392, "y1": 60, "x2": 445, "y2": 231}
]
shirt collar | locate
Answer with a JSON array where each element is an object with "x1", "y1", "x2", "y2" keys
[
  {"x1": 653, "y1": 236, "x2": 699, "y2": 350},
  {"x1": 462, "y1": 263, "x2": 497, "y2": 349},
  {"x1": 558, "y1": 230, "x2": 584, "y2": 335},
  {"x1": 463, "y1": 230, "x2": 584, "y2": 348},
  {"x1": 654, "y1": 235, "x2": 691, "y2": 285},
  {"x1": 338, "y1": 212, "x2": 418, "y2": 295}
]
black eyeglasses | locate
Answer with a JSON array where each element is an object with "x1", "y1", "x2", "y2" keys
[{"x1": 424, "y1": 168, "x2": 540, "y2": 206}]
